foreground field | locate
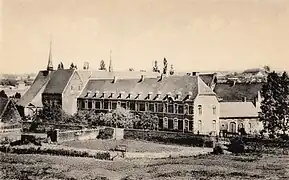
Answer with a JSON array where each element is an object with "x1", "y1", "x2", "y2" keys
[{"x1": 1, "y1": 151, "x2": 289, "y2": 180}]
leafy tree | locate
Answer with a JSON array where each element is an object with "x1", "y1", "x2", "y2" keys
[
  {"x1": 264, "y1": 65, "x2": 271, "y2": 73},
  {"x1": 104, "y1": 107, "x2": 134, "y2": 128},
  {"x1": 99, "y1": 60, "x2": 107, "y2": 71},
  {"x1": 153, "y1": 60, "x2": 160, "y2": 73},
  {"x1": 57, "y1": 62, "x2": 64, "y2": 69},
  {"x1": 278, "y1": 72, "x2": 289, "y2": 134},
  {"x1": 14, "y1": 92, "x2": 21, "y2": 99},
  {"x1": 134, "y1": 112, "x2": 158, "y2": 130},
  {"x1": 260, "y1": 71, "x2": 283, "y2": 135},
  {"x1": 163, "y1": 57, "x2": 168, "y2": 74},
  {"x1": 38, "y1": 102, "x2": 68, "y2": 123},
  {"x1": 0, "y1": 90, "x2": 8, "y2": 98}
]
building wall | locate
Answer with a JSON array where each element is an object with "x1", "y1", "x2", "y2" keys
[
  {"x1": 219, "y1": 117, "x2": 263, "y2": 135},
  {"x1": 194, "y1": 95, "x2": 220, "y2": 135},
  {"x1": 62, "y1": 72, "x2": 84, "y2": 115}
]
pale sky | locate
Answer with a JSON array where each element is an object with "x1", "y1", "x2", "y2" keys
[{"x1": 1, "y1": 0, "x2": 289, "y2": 74}]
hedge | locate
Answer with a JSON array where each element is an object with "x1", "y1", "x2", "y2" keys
[{"x1": 0, "y1": 145, "x2": 111, "y2": 160}]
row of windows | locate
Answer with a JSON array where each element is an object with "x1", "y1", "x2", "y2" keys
[
  {"x1": 80, "y1": 100, "x2": 218, "y2": 115},
  {"x1": 159, "y1": 118, "x2": 194, "y2": 131},
  {"x1": 197, "y1": 120, "x2": 217, "y2": 132},
  {"x1": 80, "y1": 100, "x2": 195, "y2": 115}
]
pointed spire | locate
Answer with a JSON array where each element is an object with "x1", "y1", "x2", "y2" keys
[
  {"x1": 47, "y1": 36, "x2": 53, "y2": 71},
  {"x1": 109, "y1": 49, "x2": 113, "y2": 72}
]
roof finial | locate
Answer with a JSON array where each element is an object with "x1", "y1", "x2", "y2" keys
[
  {"x1": 109, "y1": 49, "x2": 113, "y2": 72},
  {"x1": 47, "y1": 35, "x2": 53, "y2": 71}
]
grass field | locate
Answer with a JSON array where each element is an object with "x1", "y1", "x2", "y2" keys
[
  {"x1": 1, "y1": 151, "x2": 289, "y2": 180},
  {"x1": 61, "y1": 139, "x2": 196, "y2": 153}
]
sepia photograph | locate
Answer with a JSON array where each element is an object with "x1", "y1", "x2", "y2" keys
[{"x1": 1, "y1": 0, "x2": 289, "y2": 179}]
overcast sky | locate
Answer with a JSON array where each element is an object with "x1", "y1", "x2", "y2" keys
[{"x1": 1, "y1": 0, "x2": 289, "y2": 74}]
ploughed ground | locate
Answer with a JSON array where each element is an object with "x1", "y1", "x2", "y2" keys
[{"x1": 1, "y1": 151, "x2": 289, "y2": 180}]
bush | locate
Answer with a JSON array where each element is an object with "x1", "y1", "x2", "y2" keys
[
  {"x1": 213, "y1": 144, "x2": 224, "y2": 155},
  {"x1": 228, "y1": 137, "x2": 245, "y2": 154},
  {"x1": 97, "y1": 128, "x2": 114, "y2": 139}
]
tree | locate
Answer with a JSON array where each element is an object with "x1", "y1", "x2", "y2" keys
[
  {"x1": 153, "y1": 60, "x2": 160, "y2": 73},
  {"x1": 104, "y1": 107, "x2": 134, "y2": 128},
  {"x1": 70, "y1": 63, "x2": 75, "y2": 69},
  {"x1": 278, "y1": 72, "x2": 289, "y2": 134},
  {"x1": 38, "y1": 102, "x2": 68, "y2": 123},
  {"x1": 57, "y1": 62, "x2": 64, "y2": 69},
  {"x1": 14, "y1": 92, "x2": 21, "y2": 99},
  {"x1": 169, "y1": 64, "x2": 175, "y2": 75},
  {"x1": 260, "y1": 71, "x2": 283, "y2": 135},
  {"x1": 163, "y1": 57, "x2": 168, "y2": 75},
  {"x1": 0, "y1": 90, "x2": 8, "y2": 98},
  {"x1": 99, "y1": 60, "x2": 106, "y2": 71},
  {"x1": 264, "y1": 65, "x2": 271, "y2": 73},
  {"x1": 134, "y1": 112, "x2": 158, "y2": 130}
]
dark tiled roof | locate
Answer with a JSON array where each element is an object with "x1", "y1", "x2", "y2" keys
[
  {"x1": 199, "y1": 74, "x2": 216, "y2": 87},
  {"x1": 214, "y1": 82, "x2": 263, "y2": 102},
  {"x1": 17, "y1": 70, "x2": 55, "y2": 107},
  {"x1": 0, "y1": 97, "x2": 9, "y2": 117},
  {"x1": 43, "y1": 69, "x2": 75, "y2": 94},
  {"x1": 79, "y1": 76, "x2": 215, "y2": 101},
  {"x1": 220, "y1": 102, "x2": 258, "y2": 118}
]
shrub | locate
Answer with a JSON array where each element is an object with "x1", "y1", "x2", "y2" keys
[
  {"x1": 213, "y1": 144, "x2": 224, "y2": 155},
  {"x1": 228, "y1": 137, "x2": 245, "y2": 154},
  {"x1": 97, "y1": 128, "x2": 114, "y2": 139}
]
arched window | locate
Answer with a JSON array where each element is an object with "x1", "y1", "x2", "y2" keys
[
  {"x1": 212, "y1": 120, "x2": 216, "y2": 130},
  {"x1": 229, "y1": 122, "x2": 237, "y2": 133},
  {"x1": 198, "y1": 120, "x2": 202, "y2": 131},
  {"x1": 212, "y1": 105, "x2": 216, "y2": 115},
  {"x1": 198, "y1": 105, "x2": 202, "y2": 115}
]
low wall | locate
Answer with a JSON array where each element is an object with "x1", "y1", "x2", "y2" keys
[
  {"x1": 55, "y1": 129, "x2": 100, "y2": 142},
  {"x1": 124, "y1": 129, "x2": 212, "y2": 147}
]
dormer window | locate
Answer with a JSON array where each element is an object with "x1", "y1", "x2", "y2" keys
[
  {"x1": 85, "y1": 91, "x2": 91, "y2": 98},
  {"x1": 135, "y1": 92, "x2": 142, "y2": 99},
  {"x1": 183, "y1": 91, "x2": 192, "y2": 101},
  {"x1": 163, "y1": 92, "x2": 171, "y2": 101},
  {"x1": 93, "y1": 91, "x2": 100, "y2": 98},
  {"x1": 100, "y1": 91, "x2": 107, "y2": 98},
  {"x1": 127, "y1": 92, "x2": 133, "y2": 99},
  {"x1": 117, "y1": 91, "x2": 125, "y2": 99},
  {"x1": 146, "y1": 92, "x2": 153, "y2": 100},
  {"x1": 176, "y1": 92, "x2": 182, "y2": 100},
  {"x1": 154, "y1": 91, "x2": 162, "y2": 100},
  {"x1": 109, "y1": 92, "x2": 115, "y2": 98}
]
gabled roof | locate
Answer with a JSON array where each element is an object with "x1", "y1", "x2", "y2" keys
[
  {"x1": 220, "y1": 102, "x2": 259, "y2": 118},
  {"x1": 79, "y1": 75, "x2": 215, "y2": 101},
  {"x1": 90, "y1": 70, "x2": 160, "y2": 79},
  {"x1": 199, "y1": 73, "x2": 216, "y2": 87},
  {"x1": 43, "y1": 69, "x2": 75, "y2": 94},
  {"x1": 214, "y1": 82, "x2": 263, "y2": 102},
  {"x1": 0, "y1": 97, "x2": 9, "y2": 117},
  {"x1": 17, "y1": 70, "x2": 55, "y2": 107}
]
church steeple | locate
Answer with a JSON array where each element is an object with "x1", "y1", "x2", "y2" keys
[
  {"x1": 108, "y1": 49, "x2": 113, "y2": 72},
  {"x1": 47, "y1": 38, "x2": 53, "y2": 71}
]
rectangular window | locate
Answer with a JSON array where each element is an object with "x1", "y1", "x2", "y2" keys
[
  {"x1": 168, "y1": 119, "x2": 174, "y2": 129},
  {"x1": 158, "y1": 118, "x2": 163, "y2": 129},
  {"x1": 130, "y1": 102, "x2": 136, "y2": 110},
  {"x1": 121, "y1": 102, "x2": 126, "y2": 109},
  {"x1": 168, "y1": 104, "x2": 174, "y2": 113},
  {"x1": 112, "y1": 102, "x2": 117, "y2": 109},
  {"x1": 88, "y1": 101, "x2": 92, "y2": 109},
  {"x1": 189, "y1": 106, "x2": 194, "y2": 115},
  {"x1": 189, "y1": 121, "x2": 193, "y2": 131},
  {"x1": 178, "y1": 105, "x2": 184, "y2": 114},
  {"x1": 139, "y1": 102, "x2": 145, "y2": 111},
  {"x1": 149, "y1": 103, "x2": 155, "y2": 112},
  {"x1": 178, "y1": 120, "x2": 183, "y2": 130},
  {"x1": 213, "y1": 106, "x2": 216, "y2": 115},
  {"x1": 95, "y1": 101, "x2": 101, "y2": 109},
  {"x1": 198, "y1": 105, "x2": 202, "y2": 115},
  {"x1": 157, "y1": 103, "x2": 163, "y2": 113},
  {"x1": 81, "y1": 101, "x2": 85, "y2": 109},
  {"x1": 103, "y1": 100, "x2": 109, "y2": 110}
]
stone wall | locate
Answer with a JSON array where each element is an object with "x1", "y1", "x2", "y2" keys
[{"x1": 50, "y1": 128, "x2": 100, "y2": 143}]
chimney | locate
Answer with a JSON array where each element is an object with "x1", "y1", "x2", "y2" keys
[
  {"x1": 158, "y1": 74, "x2": 163, "y2": 82},
  {"x1": 242, "y1": 97, "x2": 247, "y2": 102},
  {"x1": 192, "y1": 72, "x2": 197, "y2": 76}
]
